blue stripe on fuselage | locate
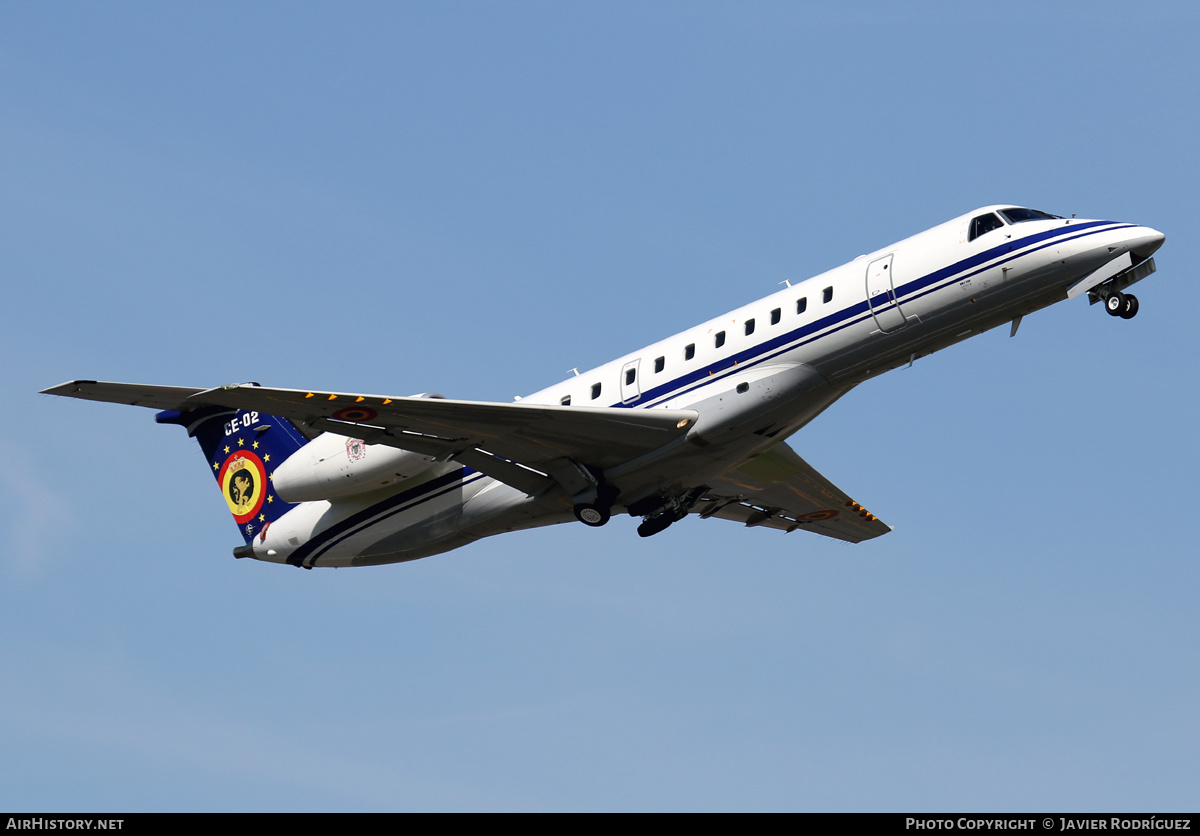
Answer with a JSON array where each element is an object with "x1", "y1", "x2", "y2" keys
[
  {"x1": 628, "y1": 221, "x2": 1129, "y2": 408},
  {"x1": 286, "y1": 467, "x2": 485, "y2": 566}
]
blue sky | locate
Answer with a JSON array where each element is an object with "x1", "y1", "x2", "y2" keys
[{"x1": 3, "y1": 1, "x2": 1198, "y2": 811}]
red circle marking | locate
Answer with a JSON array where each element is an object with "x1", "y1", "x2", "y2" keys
[{"x1": 331, "y1": 406, "x2": 378, "y2": 422}]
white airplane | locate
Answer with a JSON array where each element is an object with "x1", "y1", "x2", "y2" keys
[{"x1": 44, "y1": 206, "x2": 1164, "y2": 569}]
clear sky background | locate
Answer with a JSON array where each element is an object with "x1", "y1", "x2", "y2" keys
[{"x1": 3, "y1": 1, "x2": 1198, "y2": 812}]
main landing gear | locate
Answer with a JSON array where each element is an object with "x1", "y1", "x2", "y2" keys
[
  {"x1": 1104, "y1": 291, "x2": 1139, "y2": 320},
  {"x1": 572, "y1": 484, "x2": 620, "y2": 528},
  {"x1": 573, "y1": 502, "x2": 611, "y2": 527},
  {"x1": 573, "y1": 486, "x2": 699, "y2": 538},
  {"x1": 636, "y1": 505, "x2": 687, "y2": 538},
  {"x1": 629, "y1": 489, "x2": 705, "y2": 538},
  {"x1": 573, "y1": 496, "x2": 686, "y2": 536}
]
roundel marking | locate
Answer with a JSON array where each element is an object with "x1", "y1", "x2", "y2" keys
[
  {"x1": 797, "y1": 509, "x2": 839, "y2": 522},
  {"x1": 217, "y1": 449, "x2": 268, "y2": 524},
  {"x1": 331, "y1": 405, "x2": 378, "y2": 423}
]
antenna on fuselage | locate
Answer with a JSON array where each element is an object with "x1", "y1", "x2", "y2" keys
[
  {"x1": 568, "y1": 368, "x2": 579, "y2": 376},
  {"x1": 779, "y1": 280, "x2": 792, "y2": 288}
]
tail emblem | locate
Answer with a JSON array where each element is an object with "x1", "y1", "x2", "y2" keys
[{"x1": 218, "y1": 450, "x2": 268, "y2": 524}]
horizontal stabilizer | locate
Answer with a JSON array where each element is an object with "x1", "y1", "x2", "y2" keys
[{"x1": 41, "y1": 380, "x2": 206, "y2": 411}]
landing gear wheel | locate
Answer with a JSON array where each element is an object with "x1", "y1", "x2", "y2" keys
[
  {"x1": 1119, "y1": 293, "x2": 1139, "y2": 319},
  {"x1": 637, "y1": 515, "x2": 672, "y2": 538},
  {"x1": 636, "y1": 506, "x2": 687, "y2": 538},
  {"x1": 573, "y1": 503, "x2": 610, "y2": 527},
  {"x1": 1105, "y1": 292, "x2": 1126, "y2": 317}
]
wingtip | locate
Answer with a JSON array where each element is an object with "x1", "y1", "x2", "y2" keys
[{"x1": 40, "y1": 379, "x2": 98, "y2": 396}]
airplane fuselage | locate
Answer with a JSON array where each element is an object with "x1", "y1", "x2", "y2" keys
[{"x1": 248, "y1": 207, "x2": 1164, "y2": 567}]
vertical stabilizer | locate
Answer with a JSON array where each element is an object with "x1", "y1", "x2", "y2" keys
[{"x1": 156, "y1": 405, "x2": 307, "y2": 544}]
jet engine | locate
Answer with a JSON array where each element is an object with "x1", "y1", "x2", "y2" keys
[{"x1": 271, "y1": 432, "x2": 436, "y2": 502}]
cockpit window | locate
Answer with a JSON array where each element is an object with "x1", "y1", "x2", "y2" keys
[
  {"x1": 999, "y1": 207, "x2": 1062, "y2": 224},
  {"x1": 968, "y1": 213, "x2": 1004, "y2": 241}
]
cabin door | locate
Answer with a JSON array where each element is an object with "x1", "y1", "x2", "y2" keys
[
  {"x1": 865, "y1": 254, "x2": 907, "y2": 333},
  {"x1": 620, "y1": 359, "x2": 641, "y2": 404}
]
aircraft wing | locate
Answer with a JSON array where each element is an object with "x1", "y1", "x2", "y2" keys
[
  {"x1": 42, "y1": 382, "x2": 883, "y2": 540},
  {"x1": 696, "y1": 442, "x2": 892, "y2": 544},
  {"x1": 43, "y1": 380, "x2": 699, "y2": 497}
]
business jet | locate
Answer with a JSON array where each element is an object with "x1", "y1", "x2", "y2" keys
[{"x1": 43, "y1": 206, "x2": 1164, "y2": 569}]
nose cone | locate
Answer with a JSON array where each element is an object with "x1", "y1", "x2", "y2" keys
[{"x1": 1130, "y1": 226, "x2": 1166, "y2": 259}]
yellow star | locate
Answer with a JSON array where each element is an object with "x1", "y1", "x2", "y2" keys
[
  {"x1": 259, "y1": 514, "x2": 265, "y2": 522},
  {"x1": 212, "y1": 462, "x2": 219, "y2": 470},
  {"x1": 223, "y1": 445, "x2": 230, "y2": 454},
  {"x1": 252, "y1": 441, "x2": 259, "y2": 449},
  {"x1": 264, "y1": 454, "x2": 270, "y2": 462},
  {"x1": 237, "y1": 437, "x2": 244, "y2": 447},
  {"x1": 268, "y1": 472, "x2": 274, "y2": 481},
  {"x1": 267, "y1": 495, "x2": 274, "y2": 503}
]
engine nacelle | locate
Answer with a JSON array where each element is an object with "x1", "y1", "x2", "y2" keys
[{"x1": 272, "y1": 432, "x2": 436, "y2": 502}]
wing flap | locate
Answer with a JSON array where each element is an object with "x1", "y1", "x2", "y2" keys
[{"x1": 699, "y1": 442, "x2": 892, "y2": 544}]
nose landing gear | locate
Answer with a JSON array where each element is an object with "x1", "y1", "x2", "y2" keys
[{"x1": 1105, "y1": 291, "x2": 1139, "y2": 320}]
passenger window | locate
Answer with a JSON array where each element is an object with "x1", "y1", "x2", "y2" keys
[
  {"x1": 625, "y1": 368, "x2": 636, "y2": 386},
  {"x1": 745, "y1": 319, "x2": 755, "y2": 336},
  {"x1": 823, "y1": 286, "x2": 833, "y2": 304},
  {"x1": 770, "y1": 308, "x2": 781, "y2": 325},
  {"x1": 796, "y1": 297, "x2": 807, "y2": 314},
  {"x1": 560, "y1": 395, "x2": 571, "y2": 406},
  {"x1": 654, "y1": 356, "x2": 665, "y2": 373},
  {"x1": 685, "y1": 343, "x2": 695, "y2": 361},
  {"x1": 591, "y1": 383, "x2": 601, "y2": 400},
  {"x1": 715, "y1": 331, "x2": 726, "y2": 348},
  {"x1": 969, "y1": 213, "x2": 1004, "y2": 241}
]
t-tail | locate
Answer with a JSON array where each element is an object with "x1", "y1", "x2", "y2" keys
[{"x1": 156, "y1": 405, "x2": 308, "y2": 545}]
